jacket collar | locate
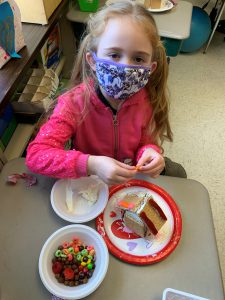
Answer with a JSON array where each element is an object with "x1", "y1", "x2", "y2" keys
[{"x1": 90, "y1": 84, "x2": 149, "y2": 110}]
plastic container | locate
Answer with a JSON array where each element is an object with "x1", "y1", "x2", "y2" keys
[
  {"x1": 162, "y1": 288, "x2": 210, "y2": 300},
  {"x1": 78, "y1": 0, "x2": 99, "y2": 12}
]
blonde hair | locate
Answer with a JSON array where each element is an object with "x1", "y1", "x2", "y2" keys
[{"x1": 71, "y1": 1, "x2": 173, "y2": 148}]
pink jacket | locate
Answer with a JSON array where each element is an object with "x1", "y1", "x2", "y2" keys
[{"x1": 26, "y1": 83, "x2": 160, "y2": 178}]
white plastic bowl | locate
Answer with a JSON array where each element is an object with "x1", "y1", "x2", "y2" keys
[
  {"x1": 51, "y1": 177, "x2": 109, "y2": 223},
  {"x1": 39, "y1": 224, "x2": 109, "y2": 299}
]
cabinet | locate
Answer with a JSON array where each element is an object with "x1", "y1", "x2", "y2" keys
[{"x1": 0, "y1": 0, "x2": 76, "y2": 166}]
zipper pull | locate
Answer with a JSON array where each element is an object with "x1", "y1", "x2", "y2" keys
[{"x1": 113, "y1": 115, "x2": 118, "y2": 126}]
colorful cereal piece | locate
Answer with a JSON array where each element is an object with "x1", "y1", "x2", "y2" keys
[
  {"x1": 63, "y1": 242, "x2": 69, "y2": 248},
  {"x1": 68, "y1": 247, "x2": 74, "y2": 253},
  {"x1": 67, "y1": 253, "x2": 73, "y2": 261},
  {"x1": 76, "y1": 254, "x2": 82, "y2": 261},
  {"x1": 81, "y1": 249, "x2": 88, "y2": 256},
  {"x1": 55, "y1": 250, "x2": 62, "y2": 257}
]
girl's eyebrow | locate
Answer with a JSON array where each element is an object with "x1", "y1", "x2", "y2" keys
[
  {"x1": 134, "y1": 51, "x2": 151, "y2": 57},
  {"x1": 103, "y1": 47, "x2": 122, "y2": 52},
  {"x1": 104, "y1": 48, "x2": 151, "y2": 57}
]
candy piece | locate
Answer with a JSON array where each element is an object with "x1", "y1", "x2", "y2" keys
[
  {"x1": 87, "y1": 263, "x2": 93, "y2": 270},
  {"x1": 78, "y1": 265, "x2": 83, "y2": 271},
  {"x1": 64, "y1": 268, "x2": 75, "y2": 280},
  {"x1": 7, "y1": 173, "x2": 37, "y2": 186},
  {"x1": 52, "y1": 261, "x2": 63, "y2": 274},
  {"x1": 83, "y1": 256, "x2": 88, "y2": 262},
  {"x1": 117, "y1": 200, "x2": 135, "y2": 210}
]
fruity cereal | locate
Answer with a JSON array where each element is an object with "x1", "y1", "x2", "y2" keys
[{"x1": 52, "y1": 238, "x2": 96, "y2": 286}]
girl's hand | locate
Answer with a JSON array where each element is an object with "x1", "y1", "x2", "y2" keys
[
  {"x1": 87, "y1": 155, "x2": 137, "y2": 185},
  {"x1": 136, "y1": 148, "x2": 165, "y2": 178}
]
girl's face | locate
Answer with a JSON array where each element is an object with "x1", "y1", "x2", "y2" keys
[
  {"x1": 96, "y1": 16, "x2": 155, "y2": 67},
  {"x1": 86, "y1": 16, "x2": 157, "y2": 102}
]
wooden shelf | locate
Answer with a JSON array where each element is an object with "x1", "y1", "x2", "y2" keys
[{"x1": 0, "y1": 0, "x2": 68, "y2": 115}]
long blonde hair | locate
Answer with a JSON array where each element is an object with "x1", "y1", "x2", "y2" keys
[{"x1": 71, "y1": 1, "x2": 173, "y2": 148}]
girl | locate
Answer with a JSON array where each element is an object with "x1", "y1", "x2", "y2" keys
[{"x1": 26, "y1": 1, "x2": 174, "y2": 185}]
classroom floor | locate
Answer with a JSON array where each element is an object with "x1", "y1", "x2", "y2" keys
[{"x1": 164, "y1": 28, "x2": 225, "y2": 289}]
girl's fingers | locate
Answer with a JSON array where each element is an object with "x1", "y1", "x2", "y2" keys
[
  {"x1": 116, "y1": 160, "x2": 136, "y2": 170},
  {"x1": 108, "y1": 175, "x2": 134, "y2": 185},
  {"x1": 139, "y1": 162, "x2": 164, "y2": 172},
  {"x1": 138, "y1": 165, "x2": 164, "y2": 176},
  {"x1": 116, "y1": 168, "x2": 137, "y2": 179}
]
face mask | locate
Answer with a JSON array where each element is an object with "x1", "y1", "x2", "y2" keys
[{"x1": 92, "y1": 53, "x2": 152, "y2": 100}]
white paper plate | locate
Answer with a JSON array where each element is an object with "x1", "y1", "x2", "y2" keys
[
  {"x1": 51, "y1": 176, "x2": 109, "y2": 223},
  {"x1": 148, "y1": 1, "x2": 174, "y2": 12},
  {"x1": 39, "y1": 224, "x2": 109, "y2": 300}
]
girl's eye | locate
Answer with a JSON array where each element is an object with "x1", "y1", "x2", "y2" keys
[
  {"x1": 133, "y1": 57, "x2": 145, "y2": 64},
  {"x1": 109, "y1": 53, "x2": 120, "y2": 60}
]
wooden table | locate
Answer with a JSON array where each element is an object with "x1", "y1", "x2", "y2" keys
[
  {"x1": 0, "y1": 0, "x2": 68, "y2": 114},
  {"x1": 0, "y1": 158, "x2": 224, "y2": 300}
]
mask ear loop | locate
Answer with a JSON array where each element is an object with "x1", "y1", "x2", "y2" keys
[{"x1": 91, "y1": 51, "x2": 97, "y2": 61}]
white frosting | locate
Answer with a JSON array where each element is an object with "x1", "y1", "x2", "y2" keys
[{"x1": 78, "y1": 182, "x2": 101, "y2": 206}]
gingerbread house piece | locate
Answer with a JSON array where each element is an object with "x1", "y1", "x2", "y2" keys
[
  {"x1": 117, "y1": 195, "x2": 167, "y2": 238},
  {"x1": 137, "y1": 197, "x2": 167, "y2": 235}
]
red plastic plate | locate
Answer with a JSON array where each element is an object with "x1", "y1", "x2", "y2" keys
[{"x1": 96, "y1": 179, "x2": 182, "y2": 265}]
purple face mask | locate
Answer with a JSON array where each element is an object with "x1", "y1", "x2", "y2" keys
[{"x1": 92, "y1": 53, "x2": 152, "y2": 100}]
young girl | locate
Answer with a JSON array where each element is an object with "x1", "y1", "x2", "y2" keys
[{"x1": 26, "y1": 1, "x2": 174, "y2": 185}]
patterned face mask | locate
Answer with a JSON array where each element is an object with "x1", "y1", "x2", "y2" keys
[{"x1": 92, "y1": 53, "x2": 152, "y2": 100}]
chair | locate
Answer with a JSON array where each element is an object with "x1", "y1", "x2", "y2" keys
[{"x1": 204, "y1": 0, "x2": 225, "y2": 53}]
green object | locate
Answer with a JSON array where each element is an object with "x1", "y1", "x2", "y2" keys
[
  {"x1": 161, "y1": 37, "x2": 183, "y2": 57},
  {"x1": 78, "y1": 0, "x2": 99, "y2": 12},
  {"x1": 1, "y1": 116, "x2": 17, "y2": 147}
]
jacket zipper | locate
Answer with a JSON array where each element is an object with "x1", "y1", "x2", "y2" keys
[{"x1": 113, "y1": 114, "x2": 119, "y2": 160}]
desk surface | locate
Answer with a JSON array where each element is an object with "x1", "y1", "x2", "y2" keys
[
  {"x1": 0, "y1": 0, "x2": 68, "y2": 114},
  {"x1": 67, "y1": 0, "x2": 193, "y2": 40},
  {"x1": 0, "y1": 158, "x2": 224, "y2": 300}
]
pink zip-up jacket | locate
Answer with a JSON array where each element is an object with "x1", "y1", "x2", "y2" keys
[{"x1": 26, "y1": 83, "x2": 160, "y2": 178}]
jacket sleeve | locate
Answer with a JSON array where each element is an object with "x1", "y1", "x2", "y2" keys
[{"x1": 26, "y1": 94, "x2": 89, "y2": 178}]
